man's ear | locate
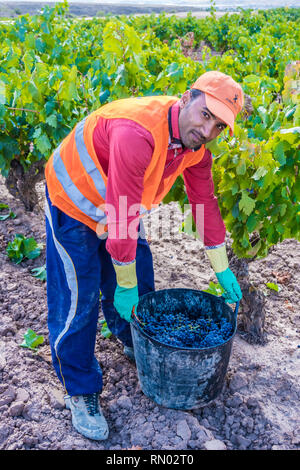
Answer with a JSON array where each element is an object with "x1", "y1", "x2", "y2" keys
[{"x1": 179, "y1": 90, "x2": 192, "y2": 109}]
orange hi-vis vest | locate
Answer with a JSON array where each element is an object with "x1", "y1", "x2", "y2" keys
[{"x1": 45, "y1": 96, "x2": 206, "y2": 235}]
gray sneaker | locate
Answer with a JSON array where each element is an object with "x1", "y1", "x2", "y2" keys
[{"x1": 65, "y1": 393, "x2": 109, "y2": 441}]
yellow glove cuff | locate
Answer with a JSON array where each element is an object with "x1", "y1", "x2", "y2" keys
[
  {"x1": 205, "y1": 244, "x2": 229, "y2": 273},
  {"x1": 113, "y1": 261, "x2": 137, "y2": 289}
]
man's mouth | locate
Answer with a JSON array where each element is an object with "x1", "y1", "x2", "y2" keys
[{"x1": 191, "y1": 130, "x2": 205, "y2": 144}]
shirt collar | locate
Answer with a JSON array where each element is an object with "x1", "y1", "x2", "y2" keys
[
  {"x1": 168, "y1": 101, "x2": 182, "y2": 146},
  {"x1": 168, "y1": 102, "x2": 201, "y2": 152}
]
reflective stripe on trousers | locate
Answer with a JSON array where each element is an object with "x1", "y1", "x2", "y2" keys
[{"x1": 45, "y1": 184, "x2": 155, "y2": 396}]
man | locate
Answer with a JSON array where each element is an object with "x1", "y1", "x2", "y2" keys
[{"x1": 44, "y1": 71, "x2": 243, "y2": 440}]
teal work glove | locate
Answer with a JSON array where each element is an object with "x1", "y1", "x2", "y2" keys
[
  {"x1": 114, "y1": 285, "x2": 139, "y2": 323},
  {"x1": 112, "y1": 259, "x2": 139, "y2": 322},
  {"x1": 205, "y1": 244, "x2": 242, "y2": 304},
  {"x1": 216, "y1": 267, "x2": 242, "y2": 304}
]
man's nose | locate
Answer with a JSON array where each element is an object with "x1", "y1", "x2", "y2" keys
[{"x1": 202, "y1": 121, "x2": 215, "y2": 140}]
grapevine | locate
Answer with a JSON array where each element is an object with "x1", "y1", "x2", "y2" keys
[{"x1": 0, "y1": 3, "x2": 299, "y2": 343}]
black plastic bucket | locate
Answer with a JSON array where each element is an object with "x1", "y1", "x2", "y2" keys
[{"x1": 130, "y1": 288, "x2": 239, "y2": 410}]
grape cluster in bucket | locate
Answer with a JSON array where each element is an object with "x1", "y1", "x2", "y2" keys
[{"x1": 136, "y1": 308, "x2": 234, "y2": 349}]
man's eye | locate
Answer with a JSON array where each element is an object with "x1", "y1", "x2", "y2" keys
[{"x1": 202, "y1": 111, "x2": 209, "y2": 119}]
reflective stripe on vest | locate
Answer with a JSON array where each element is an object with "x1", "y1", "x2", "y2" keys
[
  {"x1": 52, "y1": 120, "x2": 107, "y2": 225},
  {"x1": 75, "y1": 119, "x2": 106, "y2": 199}
]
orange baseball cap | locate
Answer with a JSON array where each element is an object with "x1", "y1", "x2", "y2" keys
[{"x1": 191, "y1": 71, "x2": 244, "y2": 136}]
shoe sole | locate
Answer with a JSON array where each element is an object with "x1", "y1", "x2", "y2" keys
[{"x1": 71, "y1": 416, "x2": 109, "y2": 441}]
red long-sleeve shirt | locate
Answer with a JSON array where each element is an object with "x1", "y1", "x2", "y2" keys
[{"x1": 92, "y1": 101, "x2": 226, "y2": 263}]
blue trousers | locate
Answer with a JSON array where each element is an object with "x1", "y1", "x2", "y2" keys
[{"x1": 45, "y1": 185, "x2": 155, "y2": 396}]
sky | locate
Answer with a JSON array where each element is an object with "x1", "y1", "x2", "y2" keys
[{"x1": 2, "y1": 0, "x2": 299, "y2": 7}]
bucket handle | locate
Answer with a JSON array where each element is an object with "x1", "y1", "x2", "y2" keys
[
  {"x1": 234, "y1": 301, "x2": 239, "y2": 318},
  {"x1": 131, "y1": 305, "x2": 145, "y2": 326}
]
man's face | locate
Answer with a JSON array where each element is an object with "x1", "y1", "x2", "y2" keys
[{"x1": 178, "y1": 92, "x2": 227, "y2": 149}]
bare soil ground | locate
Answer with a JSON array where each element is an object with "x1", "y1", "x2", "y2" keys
[{"x1": 0, "y1": 177, "x2": 299, "y2": 450}]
